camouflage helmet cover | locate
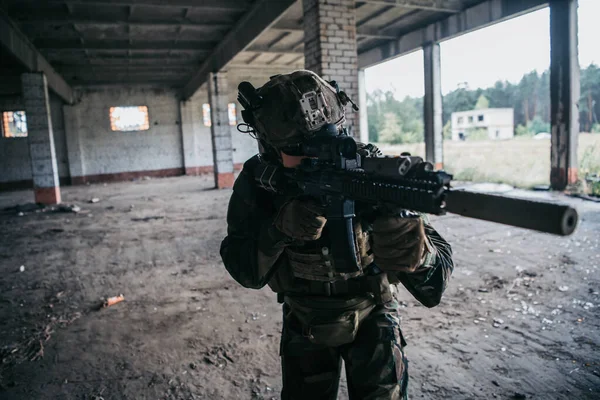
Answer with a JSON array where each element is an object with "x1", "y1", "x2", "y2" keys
[{"x1": 251, "y1": 70, "x2": 346, "y2": 148}]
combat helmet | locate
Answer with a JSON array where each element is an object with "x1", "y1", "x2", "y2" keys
[{"x1": 237, "y1": 70, "x2": 357, "y2": 158}]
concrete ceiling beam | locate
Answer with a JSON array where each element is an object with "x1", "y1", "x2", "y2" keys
[
  {"x1": 356, "y1": 0, "x2": 461, "y2": 13},
  {"x1": 22, "y1": 19, "x2": 232, "y2": 31},
  {"x1": 0, "y1": 9, "x2": 74, "y2": 103},
  {"x1": 33, "y1": 39, "x2": 217, "y2": 51},
  {"x1": 43, "y1": 0, "x2": 250, "y2": 11},
  {"x1": 58, "y1": 66, "x2": 196, "y2": 73},
  {"x1": 181, "y1": 0, "x2": 296, "y2": 100},
  {"x1": 245, "y1": 45, "x2": 303, "y2": 55},
  {"x1": 359, "y1": 0, "x2": 549, "y2": 69},
  {"x1": 272, "y1": 19, "x2": 397, "y2": 40}
]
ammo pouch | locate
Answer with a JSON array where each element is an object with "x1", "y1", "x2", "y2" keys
[
  {"x1": 293, "y1": 271, "x2": 393, "y2": 305},
  {"x1": 284, "y1": 296, "x2": 376, "y2": 347}
]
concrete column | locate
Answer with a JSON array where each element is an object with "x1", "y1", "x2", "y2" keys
[
  {"x1": 180, "y1": 99, "x2": 200, "y2": 175},
  {"x1": 358, "y1": 69, "x2": 369, "y2": 144},
  {"x1": 550, "y1": 0, "x2": 580, "y2": 190},
  {"x1": 303, "y1": 0, "x2": 359, "y2": 138},
  {"x1": 423, "y1": 42, "x2": 443, "y2": 170},
  {"x1": 63, "y1": 104, "x2": 86, "y2": 183},
  {"x1": 208, "y1": 72, "x2": 234, "y2": 189},
  {"x1": 21, "y1": 73, "x2": 61, "y2": 204}
]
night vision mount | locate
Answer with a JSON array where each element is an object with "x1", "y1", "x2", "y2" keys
[{"x1": 237, "y1": 81, "x2": 263, "y2": 127}]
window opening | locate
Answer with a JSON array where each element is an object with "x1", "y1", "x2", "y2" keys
[
  {"x1": 109, "y1": 106, "x2": 150, "y2": 131},
  {"x1": 2, "y1": 111, "x2": 28, "y2": 137},
  {"x1": 228, "y1": 103, "x2": 237, "y2": 126},
  {"x1": 203, "y1": 104, "x2": 211, "y2": 127}
]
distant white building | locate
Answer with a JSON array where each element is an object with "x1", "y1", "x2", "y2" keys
[{"x1": 451, "y1": 108, "x2": 514, "y2": 141}]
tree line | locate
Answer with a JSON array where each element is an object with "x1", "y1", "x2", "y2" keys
[{"x1": 367, "y1": 64, "x2": 600, "y2": 144}]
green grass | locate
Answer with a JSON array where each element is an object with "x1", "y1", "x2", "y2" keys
[{"x1": 376, "y1": 133, "x2": 600, "y2": 189}]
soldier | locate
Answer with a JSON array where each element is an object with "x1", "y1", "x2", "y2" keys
[{"x1": 220, "y1": 70, "x2": 454, "y2": 400}]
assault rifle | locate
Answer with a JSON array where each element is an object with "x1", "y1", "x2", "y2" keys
[
  {"x1": 251, "y1": 124, "x2": 578, "y2": 273},
  {"x1": 238, "y1": 82, "x2": 579, "y2": 274}
]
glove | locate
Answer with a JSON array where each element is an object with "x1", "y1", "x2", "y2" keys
[
  {"x1": 274, "y1": 198, "x2": 327, "y2": 241},
  {"x1": 371, "y1": 212, "x2": 427, "y2": 273}
]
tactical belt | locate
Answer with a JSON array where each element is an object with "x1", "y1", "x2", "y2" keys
[{"x1": 290, "y1": 272, "x2": 392, "y2": 305}]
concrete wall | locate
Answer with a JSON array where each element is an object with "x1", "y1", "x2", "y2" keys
[
  {"x1": 182, "y1": 86, "x2": 215, "y2": 174},
  {"x1": 65, "y1": 87, "x2": 184, "y2": 182},
  {"x1": 2, "y1": 67, "x2": 306, "y2": 189},
  {"x1": 182, "y1": 67, "x2": 288, "y2": 173},
  {"x1": 184, "y1": 67, "x2": 292, "y2": 170}
]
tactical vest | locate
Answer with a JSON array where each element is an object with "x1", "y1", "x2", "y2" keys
[
  {"x1": 276, "y1": 219, "x2": 392, "y2": 305},
  {"x1": 285, "y1": 220, "x2": 373, "y2": 282}
]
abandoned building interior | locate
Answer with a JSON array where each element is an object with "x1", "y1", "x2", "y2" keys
[{"x1": 0, "y1": 0, "x2": 598, "y2": 399}]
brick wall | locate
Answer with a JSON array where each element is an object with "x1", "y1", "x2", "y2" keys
[{"x1": 303, "y1": 0, "x2": 360, "y2": 138}]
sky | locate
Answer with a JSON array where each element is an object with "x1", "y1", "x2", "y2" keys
[{"x1": 364, "y1": 0, "x2": 600, "y2": 98}]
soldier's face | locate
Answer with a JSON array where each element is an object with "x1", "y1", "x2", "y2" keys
[{"x1": 280, "y1": 152, "x2": 309, "y2": 168}]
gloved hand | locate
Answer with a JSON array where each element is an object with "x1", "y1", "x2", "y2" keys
[
  {"x1": 274, "y1": 198, "x2": 327, "y2": 241},
  {"x1": 371, "y1": 212, "x2": 427, "y2": 273}
]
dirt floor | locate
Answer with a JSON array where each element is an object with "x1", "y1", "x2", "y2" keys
[{"x1": 0, "y1": 175, "x2": 599, "y2": 400}]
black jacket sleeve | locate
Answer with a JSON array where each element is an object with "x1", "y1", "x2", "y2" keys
[
  {"x1": 220, "y1": 157, "x2": 291, "y2": 289},
  {"x1": 395, "y1": 222, "x2": 454, "y2": 308}
]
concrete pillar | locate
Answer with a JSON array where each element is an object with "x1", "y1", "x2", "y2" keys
[
  {"x1": 303, "y1": 0, "x2": 359, "y2": 138},
  {"x1": 358, "y1": 69, "x2": 369, "y2": 144},
  {"x1": 21, "y1": 73, "x2": 61, "y2": 204},
  {"x1": 179, "y1": 99, "x2": 200, "y2": 175},
  {"x1": 423, "y1": 42, "x2": 443, "y2": 170},
  {"x1": 550, "y1": 0, "x2": 580, "y2": 190},
  {"x1": 63, "y1": 104, "x2": 86, "y2": 183},
  {"x1": 208, "y1": 72, "x2": 234, "y2": 189}
]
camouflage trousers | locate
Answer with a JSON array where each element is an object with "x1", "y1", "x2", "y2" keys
[{"x1": 280, "y1": 300, "x2": 409, "y2": 400}]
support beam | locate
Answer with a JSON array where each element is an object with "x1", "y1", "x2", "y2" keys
[
  {"x1": 56, "y1": 66, "x2": 196, "y2": 74},
  {"x1": 208, "y1": 72, "x2": 234, "y2": 189},
  {"x1": 21, "y1": 19, "x2": 232, "y2": 31},
  {"x1": 549, "y1": 0, "x2": 579, "y2": 190},
  {"x1": 227, "y1": 62, "x2": 304, "y2": 70},
  {"x1": 22, "y1": 73, "x2": 62, "y2": 205},
  {"x1": 63, "y1": 105, "x2": 86, "y2": 181},
  {"x1": 179, "y1": 99, "x2": 204, "y2": 176},
  {"x1": 245, "y1": 46, "x2": 303, "y2": 55},
  {"x1": 34, "y1": 39, "x2": 217, "y2": 51},
  {"x1": 272, "y1": 19, "x2": 396, "y2": 40},
  {"x1": 359, "y1": 0, "x2": 549, "y2": 69},
  {"x1": 0, "y1": 10, "x2": 74, "y2": 104},
  {"x1": 358, "y1": 5, "x2": 395, "y2": 27},
  {"x1": 181, "y1": 0, "x2": 295, "y2": 100},
  {"x1": 423, "y1": 42, "x2": 443, "y2": 169},
  {"x1": 358, "y1": 69, "x2": 369, "y2": 144},
  {"x1": 29, "y1": 28, "x2": 226, "y2": 43},
  {"x1": 357, "y1": 0, "x2": 461, "y2": 13},
  {"x1": 377, "y1": 9, "x2": 421, "y2": 32},
  {"x1": 43, "y1": 0, "x2": 250, "y2": 11},
  {"x1": 285, "y1": 55, "x2": 304, "y2": 65},
  {"x1": 60, "y1": 59, "x2": 200, "y2": 66},
  {"x1": 303, "y1": 0, "x2": 360, "y2": 138}
]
